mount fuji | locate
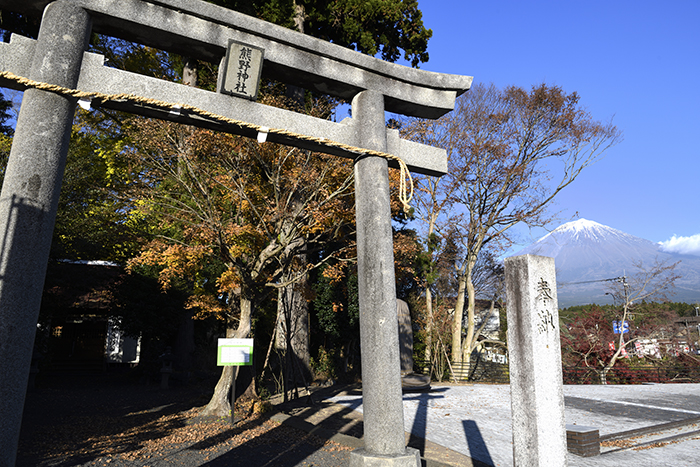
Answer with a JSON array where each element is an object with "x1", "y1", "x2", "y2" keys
[{"x1": 512, "y1": 219, "x2": 700, "y2": 307}]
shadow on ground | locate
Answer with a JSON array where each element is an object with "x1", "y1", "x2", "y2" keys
[
  {"x1": 17, "y1": 373, "x2": 352, "y2": 467},
  {"x1": 18, "y1": 374, "x2": 205, "y2": 466}
]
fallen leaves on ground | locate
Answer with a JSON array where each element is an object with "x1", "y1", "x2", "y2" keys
[
  {"x1": 20, "y1": 388, "x2": 350, "y2": 466},
  {"x1": 601, "y1": 439, "x2": 635, "y2": 448}
]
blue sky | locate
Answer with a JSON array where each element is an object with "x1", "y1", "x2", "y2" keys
[
  {"x1": 2, "y1": 1, "x2": 697, "y2": 255},
  {"x1": 411, "y1": 0, "x2": 700, "y2": 254}
]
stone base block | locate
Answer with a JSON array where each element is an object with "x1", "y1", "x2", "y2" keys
[
  {"x1": 401, "y1": 373, "x2": 431, "y2": 392},
  {"x1": 349, "y1": 447, "x2": 421, "y2": 467},
  {"x1": 566, "y1": 425, "x2": 600, "y2": 457}
]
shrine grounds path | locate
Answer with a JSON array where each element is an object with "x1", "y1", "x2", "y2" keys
[
  {"x1": 18, "y1": 372, "x2": 356, "y2": 467},
  {"x1": 17, "y1": 372, "x2": 700, "y2": 467}
]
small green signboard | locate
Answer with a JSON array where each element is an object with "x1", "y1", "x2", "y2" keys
[{"x1": 217, "y1": 338, "x2": 254, "y2": 366}]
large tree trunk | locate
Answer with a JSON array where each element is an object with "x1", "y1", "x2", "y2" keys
[
  {"x1": 286, "y1": 1, "x2": 306, "y2": 107},
  {"x1": 424, "y1": 287, "x2": 433, "y2": 363},
  {"x1": 276, "y1": 271, "x2": 311, "y2": 401},
  {"x1": 182, "y1": 57, "x2": 197, "y2": 86},
  {"x1": 199, "y1": 295, "x2": 253, "y2": 418},
  {"x1": 279, "y1": 4, "x2": 310, "y2": 389},
  {"x1": 198, "y1": 326, "x2": 235, "y2": 418},
  {"x1": 171, "y1": 57, "x2": 198, "y2": 375},
  {"x1": 423, "y1": 215, "x2": 438, "y2": 366},
  {"x1": 451, "y1": 272, "x2": 467, "y2": 378},
  {"x1": 237, "y1": 296, "x2": 257, "y2": 403},
  {"x1": 460, "y1": 257, "x2": 478, "y2": 369}
]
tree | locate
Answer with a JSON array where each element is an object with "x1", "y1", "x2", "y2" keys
[
  {"x1": 50, "y1": 112, "x2": 143, "y2": 263},
  {"x1": 2, "y1": 0, "x2": 435, "y2": 410},
  {"x1": 600, "y1": 260, "x2": 680, "y2": 383},
  {"x1": 402, "y1": 117, "x2": 458, "y2": 363},
  {"x1": 310, "y1": 265, "x2": 360, "y2": 377},
  {"x1": 199, "y1": 0, "x2": 433, "y2": 388},
  {"x1": 0, "y1": 8, "x2": 40, "y2": 42},
  {"x1": 206, "y1": 0, "x2": 432, "y2": 67},
  {"x1": 561, "y1": 260, "x2": 681, "y2": 384},
  {"x1": 125, "y1": 96, "x2": 356, "y2": 415},
  {"x1": 406, "y1": 83, "x2": 622, "y2": 375}
]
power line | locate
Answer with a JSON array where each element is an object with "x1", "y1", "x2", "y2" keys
[{"x1": 559, "y1": 276, "x2": 624, "y2": 286}]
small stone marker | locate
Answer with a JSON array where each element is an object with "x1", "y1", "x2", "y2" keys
[
  {"x1": 397, "y1": 299, "x2": 430, "y2": 392},
  {"x1": 159, "y1": 346, "x2": 174, "y2": 389},
  {"x1": 397, "y1": 299, "x2": 413, "y2": 375},
  {"x1": 505, "y1": 254, "x2": 567, "y2": 467}
]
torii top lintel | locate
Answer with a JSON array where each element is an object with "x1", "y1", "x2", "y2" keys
[{"x1": 3, "y1": 0, "x2": 472, "y2": 119}]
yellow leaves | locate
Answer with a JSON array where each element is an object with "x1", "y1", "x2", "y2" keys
[
  {"x1": 128, "y1": 240, "x2": 211, "y2": 291},
  {"x1": 393, "y1": 229, "x2": 420, "y2": 285},
  {"x1": 220, "y1": 221, "x2": 266, "y2": 258},
  {"x1": 0, "y1": 133, "x2": 12, "y2": 154},
  {"x1": 96, "y1": 140, "x2": 127, "y2": 187},
  {"x1": 321, "y1": 262, "x2": 347, "y2": 284},
  {"x1": 186, "y1": 294, "x2": 228, "y2": 321},
  {"x1": 124, "y1": 96, "x2": 362, "y2": 324},
  {"x1": 216, "y1": 268, "x2": 241, "y2": 295}
]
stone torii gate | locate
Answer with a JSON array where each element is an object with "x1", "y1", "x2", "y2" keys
[{"x1": 0, "y1": 1, "x2": 472, "y2": 465}]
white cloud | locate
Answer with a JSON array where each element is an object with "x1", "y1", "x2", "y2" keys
[{"x1": 659, "y1": 234, "x2": 700, "y2": 256}]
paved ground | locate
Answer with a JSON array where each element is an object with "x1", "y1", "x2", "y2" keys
[
  {"x1": 328, "y1": 383, "x2": 700, "y2": 466},
  {"x1": 18, "y1": 376, "x2": 700, "y2": 466}
]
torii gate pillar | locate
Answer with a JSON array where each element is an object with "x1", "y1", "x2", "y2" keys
[
  {"x1": 0, "y1": 3, "x2": 91, "y2": 465},
  {"x1": 351, "y1": 90, "x2": 420, "y2": 465},
  {"x1": 0, "y1": 2, "x2": 472, "y2": 465}
]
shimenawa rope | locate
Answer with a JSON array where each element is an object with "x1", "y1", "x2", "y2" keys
[{"x1": 0, "y1": 70, "x2": 413, "y2": 212}]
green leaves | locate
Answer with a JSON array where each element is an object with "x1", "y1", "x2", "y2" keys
[
  {"x1": 303, "y1": 0, "x2": 432, "y2": 67},
  {"x1": 51, "y1": 117, "x2": 141, "y2": 263},
  {"x1": 312, "y1": 265, "x2": 358, "y2": 340},
  {"x1": 206, "y1": 0, "x2": 432, "y2": 67}
]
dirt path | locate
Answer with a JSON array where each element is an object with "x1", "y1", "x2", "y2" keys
[{"x1": 18, "y1": 375, "x2": 351, "y2": 467}]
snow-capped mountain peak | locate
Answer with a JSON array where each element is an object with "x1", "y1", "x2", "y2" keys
[
  {"x1": 539, "y1": 218, "x2": 636, "y2": 245},
  {"x1": 512, "y1": 219, "x2": 700, "y2": 306}
]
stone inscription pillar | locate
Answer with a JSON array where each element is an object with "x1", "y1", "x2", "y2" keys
[
  {"x1": 505, "y1": 254, "x2": 567, "y2": 467},
  {"x1": 349, "y1": 90, "x2": 419, "y2": 466},
  {"x1": 0, "y1": 2, "x2": 91, "y2": 465}
]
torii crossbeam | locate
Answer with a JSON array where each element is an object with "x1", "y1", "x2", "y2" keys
[{"x1": 0, "y1": 1, "x2": 472, "y2": 465}]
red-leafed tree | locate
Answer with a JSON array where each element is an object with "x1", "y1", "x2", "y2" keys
[{"x1": 561, "y1": 260, "x2": 680, "y2": 384}]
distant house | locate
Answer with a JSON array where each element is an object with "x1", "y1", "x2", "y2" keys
[
  {"x1": 473, "y1": 299, "x2": 501, "y2": 341},
  {"x1": 459, "y1": 299, "x2": 507, "y2": 364}
]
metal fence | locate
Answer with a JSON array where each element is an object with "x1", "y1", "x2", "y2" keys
[
  {"x1": 562, "y1": 365, "x2": 700, "y2": 385},
  {"x1": 417, "y1": 360, "x2": 700, "y2": 385}
]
